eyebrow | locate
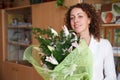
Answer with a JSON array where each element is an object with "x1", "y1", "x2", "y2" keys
[{"x1": 70, "y1": 13, "x2": 82, "y2": 16}]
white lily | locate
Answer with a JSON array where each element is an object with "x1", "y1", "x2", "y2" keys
[
  {"x1": 72, "y1": 32, "x2": 78, "y2": 41},
  {"x1": 45, "y1": 54, "x2": 58, "y2": 65},
  {"x1": 47, "y1": 45, "x2": 55, "y2": 52},
  {"x1": 70, "y1": 32, "x2": 78, "y2": 42},
  {"x1": 72, "y1": 41, "x2": 78, "y2": 48},
  {"x1": 50, "y1": 28, "x2": 58, "y2": 36},
  {"x1": 39, "y1": 35, "x2": 42, "y2": 38},
  {"x1": 68, "y1": 46, "x2": 73, "y2": 52},
  {"x1": 62, "y1": 25, "x2": 69, "y2": 36}
]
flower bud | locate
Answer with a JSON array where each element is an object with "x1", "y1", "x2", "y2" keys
[{"x1": 62, "y1": 25, "x2": 69, "y2": 36}]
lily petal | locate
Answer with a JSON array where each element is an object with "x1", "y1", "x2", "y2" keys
[
  {"x1": 45, "y1": 54, "x2": 58, "y2": 65},
  {"x1": 47, "y1": 45, "x2": 55, "y2": 52},
  {"x1": 50, "y1": 28, "x2": 58, "y2": 36},
  {"x1": 72, "y1": 41, "x2": 78, "y2": 48},
  {"x1": 62, "y1": 25, "x2": 69, "y2": 36}
]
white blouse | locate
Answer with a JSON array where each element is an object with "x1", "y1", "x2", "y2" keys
[{"x1": 89, "y1": 36, "x2": 117, "y2": 80}]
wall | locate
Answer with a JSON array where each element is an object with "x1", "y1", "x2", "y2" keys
[{"x1": 32, "y1": 1, "x2": 67, "y2": 44}]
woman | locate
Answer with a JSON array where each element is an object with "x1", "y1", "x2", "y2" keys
[{"x1": 65, "y1": 3, "x2": 117, "y2": 80}]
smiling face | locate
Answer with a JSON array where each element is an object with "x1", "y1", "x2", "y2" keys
[{"x1": 70, "y1": 8, "x2": 91, "y2": 35}]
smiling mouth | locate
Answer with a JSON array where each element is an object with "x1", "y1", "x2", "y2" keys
[{"x1": 74, "y1": 25, "x2": 81, "y2": 28}]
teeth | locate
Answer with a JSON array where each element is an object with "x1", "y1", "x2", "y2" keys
[{"x1": 75, "y1": 25, "x2": 81, "y2": 28}]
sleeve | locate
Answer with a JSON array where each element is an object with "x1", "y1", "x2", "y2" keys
[{"x1": 104, "y1": 40, "x2": 117, "y2": 80}]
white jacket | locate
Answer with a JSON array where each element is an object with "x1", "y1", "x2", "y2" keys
[{"x1": 89, "y1": 36, "x2": 117, "y2": 80}]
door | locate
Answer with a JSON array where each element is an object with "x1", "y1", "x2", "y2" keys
[
  {"x1": 3, "y1": 62, "x2": 17, "y2": 80},
  {"x1": 17, "y1": 65, "x2": 34, "y2": 80}
]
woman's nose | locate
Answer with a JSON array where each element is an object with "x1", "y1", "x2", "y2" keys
[{"x1": 74, "y1": 17, "x2": 79, "y2": 23}]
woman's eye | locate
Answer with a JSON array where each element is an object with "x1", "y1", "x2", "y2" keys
[
  {"x1": 78, "y1": 15, "x2": 83, "y2": 18},
  {"x1": 70, "y1": 17, "x2": 74, "y2": 20}
]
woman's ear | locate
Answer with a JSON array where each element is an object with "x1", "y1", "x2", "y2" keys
[{"x1": 88, "y1": 18, "x2": 91, "y2": 25}]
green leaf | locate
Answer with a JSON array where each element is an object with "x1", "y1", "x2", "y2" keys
[{"x1": 56, "y1": 0, "x2": 64, "y2": 6}]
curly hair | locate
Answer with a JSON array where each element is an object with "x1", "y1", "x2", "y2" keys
[{"x1": 65, "y1": 3, "x2": 101, "y2": 40}]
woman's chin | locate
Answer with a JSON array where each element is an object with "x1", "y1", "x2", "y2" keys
[{"x1": 74, "y1": 29, "x2": 81, "y2": 34}]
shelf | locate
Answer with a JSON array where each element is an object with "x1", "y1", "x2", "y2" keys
[
  {"x1": 5, "y1": 5, "x2": 31, "y2": 11},
  {"x1": 101, "y1": 24, "x2": 120, "y2": 27},
  {"x1": 8, "y1": 26, "x2": 31, "y2": 29},
  {"x1": 5, "y1": 5, "x2": 31, "y2": 15},
  {"x1": 114, "y1": 53, "x2": 120, "y2": 57},
  {"x1": 8, "y1": 41, "x2": 30, "y2": 47},
  {"x1": 5, "y1": 61, "x2": 32, "y2": 67}
]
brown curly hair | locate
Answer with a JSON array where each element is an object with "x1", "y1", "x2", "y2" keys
[{"x1": 65, "y1": 3, "x2": 101, "y2": 40}]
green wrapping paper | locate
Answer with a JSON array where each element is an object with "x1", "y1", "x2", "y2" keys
[{"x1": 23, "y1": 39, "x2": 93, "y2": 80}]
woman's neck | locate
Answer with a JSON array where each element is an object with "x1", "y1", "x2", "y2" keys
[
  {"x1": 78, "y1": 31, "x2": 91, "y2": 45},
  {"x1": 83, "y1": 34, "x2": 91, "y2": 45}
]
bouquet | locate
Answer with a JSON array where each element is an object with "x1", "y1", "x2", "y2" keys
[{"x1": 23, "y1": 25, "x2": 93, "y2": 80}]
